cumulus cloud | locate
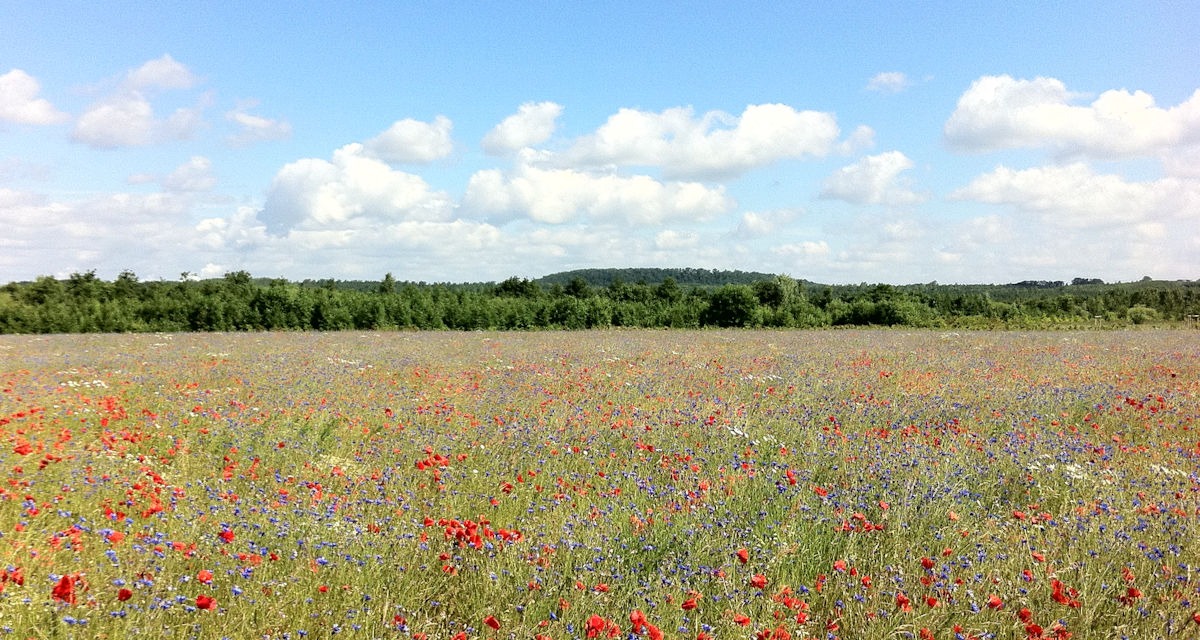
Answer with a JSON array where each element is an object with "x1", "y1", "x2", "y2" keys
[
  {"x1": 772, "y1": 240, "x2": 831, "y2": 258},
  {"x1": 72, "y1": 55, "x2": 206, "y2": 149},
  {"x1": 163, "y1": 156, "x2": 216, "y2": 192},
  {"x1": 564, "y1": 103, "x2": 844, "y2": 179},
  {"x1": 0, "y1": 185, "x2": 202, "y2": 279},
  {"x1": 124, "y1": 54, "x2": 198, "y2": 90},
  {"x1": 363, "y1": 116, "x2": 454, "y2": 164},
  {"x1": 837, "y1": 124, "x2": 877, "y2": 155},
  {"x1": 654, "y1": 229, "x2": 699, "y2": 250},
  {"x1": 950, "y1": 162, "x2": 1199, "y2": 228},
  {"x1": 482, "y1": 102, "x2": 563, "y2": 155},
  {"x1": 0, "y1": 69, "x2": 68, "y2": 124},
  {"x1": 734, "y1": 208, "x2": 799, "y2": 238},
  {"x1": 0, "y1": 187, "x2": 47, "y2": 209},
  {"x1": 820, "y1": 151, "x2": 926, "y2": 205},
  {"x1": 260, "y1": 143, "x2": 452, "y2": 235},
  {"x1": 226, "y1": 102, "x2": 292, "y2": 146},
  {"x1": 194, "y1": 205, "x2": 268, "y2": 251},
  {"x1": 945, "y1": 75, "x2": 1200, "y2": 158},
  {"x1": 1162, "y1": 144, "x2": 1200, "y2": 178},
  {"x1": 866, "y1": 72, "x2": 911, "y2": 94},
  {"x1": 463, "y1": 164, "x2": 734, "y2": 225}
]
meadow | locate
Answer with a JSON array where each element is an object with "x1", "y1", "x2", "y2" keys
[{"x1": 0, "y1": 329, "x2": 1196, "y2": 640}]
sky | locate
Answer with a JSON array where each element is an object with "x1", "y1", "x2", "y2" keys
[{"x1": 2, "y1": 1, "x2": 1198, "y2": 285}]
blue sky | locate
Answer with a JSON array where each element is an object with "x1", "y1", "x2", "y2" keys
[{"x1": 2, "y1": 1, "x2": 1197, "y2": 284}]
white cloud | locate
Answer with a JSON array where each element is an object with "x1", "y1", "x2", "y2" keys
[
  {"x1": 820, "y1": 151, "x2": 926, "y2": 205},
  {"x1": 837, "y1": 124, "x2": 876, "y2": 155},
  {"x1": 1162, "y1": 144, "x2": 1200, "y2": 178},
  {"x1": 0, "y1": 187, "x2": 45, "y2": 208},
  {"x1": 734, "y1": 208, "x2": 799, "y2": 238},
  {"x1": 163, "y1": 156, "x2": 216, "y2": 192},
  {"x1": 866, "y1": 72, "x2": 911, "y2": 94},
  {"x1": 463, "y1": 164, "x2": 734, "y2": 225},
  {"x1": 565, "y1": 103, "x2": 844, "y2": 179},
  {"x1": 364, "y1": 116, "x2": 454, "y2": 164},
  {"x1": 260, "y1": 143, "x2": 452, "y2": 234},
  {"x1": 73, "y1": 93, "x2": 158, "y2": 147},
  {"x1": 654, "y1": 229, "x2": 698, "y2": 250},
  {"x1": 0, "y1": 186, "x2": 200, "y2": 279},
  {"x1": 194, "y1": 206, "x2": 268, "y2": 251},
  {"x1": 0, "y1": 69, "x2": 68, "y2": 124},
  {"x1": 772, "y1": 240, "x2": 831, "y2": 258},
  {"x1": 226, "y1": 102, "x2": 292, "y2": 146},
  {"x1": 71, "y1": 56, "x2": 206, "y2": 149},
  {"x1": 125, "y1": 54, "x2": 198, "y2": 90},
  {"x1": 945, "y1": 75, "x2": 1200, "y2": 158},
  {"x1": 950, "y1": 162, "x2": 1200, "y2": 228},
  {"x1": 482, "y1": 102, "x2": 563, "y2": 155},
  {"x1": 924, "y1": 208, "x2": 1200, "y2": 283}
]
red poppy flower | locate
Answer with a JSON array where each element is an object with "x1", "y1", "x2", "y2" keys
[
  {"x1": 484, "y1": 615, "x2": 501, "y2": 630},
  {"x1": 197, "y1": 569, "x2": 213, "y2": 584},
  {"x1": 630, "y1": 609, "x2": 648, "y2": 634},
  {"x1": 749, "y1": 574, "x2": 768, "y2": 589},
  {"x1": 218, "y1": 529, "x2": 235, "y2": 543},
  {"x1": 51, "y1": 575, "x2": 75, "y2": 604},
  {"x1": 587, "y1": 614, "x2": 617, "y2": 639},
  {"x1": 1050, "y1": 579, "x2": 1081, "y2": 607},
  {"x1": 986, "y1": 593, "x2": 1004, "y2": 609},
  {"x1": 736, "y1": 548, "x2": 749, "y2": 564},
  {"x1": 195, "y1": 594, "x2": 216, "y2": 610},
  {"x1": 1118, "y1": 587, "x2": 1143, "y2": 605},
  {"x1": 117, "y1": 587, "x2": 133, "y2": 601},
  {"x1": 681, "y1": 597, "x2": 698, "y2": 611}
]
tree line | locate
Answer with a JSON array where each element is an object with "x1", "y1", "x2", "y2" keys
[{"x1": 1, "y1": 269, "x2": 1197, "y2": 334}]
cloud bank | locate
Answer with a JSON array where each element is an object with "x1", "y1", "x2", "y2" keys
[{"x1": 2, "y1": 56, "x2": 1197, "y2": 285}]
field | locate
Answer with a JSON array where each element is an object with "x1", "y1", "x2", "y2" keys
[{"x1": 0, "y1": 330, "x2": 1197, "y2": 640}]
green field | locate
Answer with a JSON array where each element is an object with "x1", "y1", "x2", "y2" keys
[{"x1": 0, "y1": 330, "x2": 1197, "y2": 639}]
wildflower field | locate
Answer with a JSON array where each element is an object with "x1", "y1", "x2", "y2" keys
[{"x1": 0, "y1": 330, "x2": 1197, "y2": 640}]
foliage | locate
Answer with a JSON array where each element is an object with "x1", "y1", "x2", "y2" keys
[{"x1": 1, "y1": 271, "x2": 1199, "y2": 334}]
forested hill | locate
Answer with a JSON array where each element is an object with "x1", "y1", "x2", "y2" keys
[
  {"x1": 1, "y1": 269, "x2": 1198, "y2": 333},
  {"x1": 536, "y1": 268, "x2": 777, "y2": 288}
]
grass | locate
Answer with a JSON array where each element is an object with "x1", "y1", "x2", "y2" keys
[{"x1": 0, "y1": 329, "x2": 1197, "y2": 639}]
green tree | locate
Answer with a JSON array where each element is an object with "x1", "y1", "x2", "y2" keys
[
  {"x1": 379, "y1": 272, "x2": 397, "y2": 294},
  {"x1": 564, "y1": 276, "x2": 592, "y2": 299},
  {"x1": 703, "y1": 285, "x2": 760, "y2": 327}
]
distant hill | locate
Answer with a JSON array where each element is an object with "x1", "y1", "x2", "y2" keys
[{"x1": 536, "y1": 267, "x2": 779, "y2": 288}]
